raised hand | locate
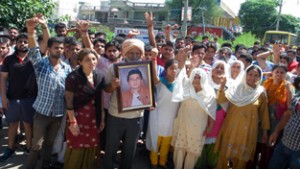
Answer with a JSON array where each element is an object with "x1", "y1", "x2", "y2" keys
[
  {"x1": 273, "y1": 44, "x2": 283, "y2": 56},
  {"x1": 176, "y1": 46, "x2": 190, "y2": 61},
  {"x1": 220, "y1": 75, "x2": 227, "y2": 90},
  {"x1": 35, "y1": 14, "x2": 47, "y2": 28},
  {"x1": 26, "y1": 17, "x2": 39, "y2": 33},
  {"x1": 76, "y1": 18, "x2": 89, "y2": 32},
  {"x1": 144, "y1": 12, "x2": 154, "y2": 27},
  {"x1": 164, "y1": 24, "x2": 171, "y2": 34},
  {"x1": 172, "y1": 24, "x2": 180, "y2": 30},
  {"x1": 128, "y1": 29, "x2": 140, "y2": 37},
  {"x1": 151, "y1": 48, "x2": 159, "y2": 59}
]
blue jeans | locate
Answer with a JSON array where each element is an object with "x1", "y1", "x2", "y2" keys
[{"x1": 268, "y1": 141, "x2": 300, "y2": 169}]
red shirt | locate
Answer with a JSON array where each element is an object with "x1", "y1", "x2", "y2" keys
[
  {"x1": 288, "y1": 60, "x2": 298, "y2": 72},
  {"x1": 157, "y1": 55, "x2": 166, "y2": 67}
]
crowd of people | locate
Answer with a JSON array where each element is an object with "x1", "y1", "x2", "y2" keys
[{"x1": 0, "y1": 11, "x2": 300, "y2": 169}]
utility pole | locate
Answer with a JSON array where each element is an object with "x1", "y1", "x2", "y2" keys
[
  {"x1": 181, "y1": 0, "x2": 188, "y2": 37},
  {"x1": 199, "y1": 7, "x2": 206, "y2": 35},
  {"x1": 276, "y1": 0, "x2": 283, "y2": 31}
]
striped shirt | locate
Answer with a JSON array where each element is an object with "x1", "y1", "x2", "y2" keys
[{"x1": 28, "y1": 47, "x2": 72, "y2": 117}]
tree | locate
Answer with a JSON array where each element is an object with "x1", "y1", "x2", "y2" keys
[
  {"x1": 0, "y1": 0, "x2": 57, "y2": 30},
  {"x1": 276, "y1": 14, "x2": 300, "y2": 33},
  {"x1": 166, "y1": 0, "x2": 223, "y2": 25},
  {"x1": 238, "y1": 0, "x2": 278, "y2": 38}
]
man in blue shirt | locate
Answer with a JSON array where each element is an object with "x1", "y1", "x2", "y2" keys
[{"x1": 25, "y1": 17, "x2": 72, "y2": 169}]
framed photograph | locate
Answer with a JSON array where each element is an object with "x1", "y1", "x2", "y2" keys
[{"x1": 114, "y1": 61, "x2": 155, "y2": 113}]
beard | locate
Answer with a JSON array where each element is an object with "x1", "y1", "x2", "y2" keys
[
  {"x1": 16, "y1": 46, "x2": 28, "y2": 53},
  {"x1": 51, "y1": 53, "x2": 61, "y2": 59}
]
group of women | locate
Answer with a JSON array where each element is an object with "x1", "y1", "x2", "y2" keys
[{"x1": 146, "y1": 50, "x2": 294, "y2": 169}]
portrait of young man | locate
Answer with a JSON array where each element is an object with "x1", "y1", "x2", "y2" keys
[{"x1": 121, "y1": 68, "x2": 150, "y2": 109}]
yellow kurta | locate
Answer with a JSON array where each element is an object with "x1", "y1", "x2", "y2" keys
[{"x1": 214, "y1": 90, "x2": 270, "y2": 161}]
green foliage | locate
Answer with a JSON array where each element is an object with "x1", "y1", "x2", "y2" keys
[
  {"x1": 277, "y1": 14, "x2": 300, "y2": 33},
  {"x1": 0, "y1": 0, "x2": 57, "y2": 29},
  {"x1": 166, "y1": 0, "x2": 223, "y2": 25},
  {"x1": 196, "y1": 32, "x2": 259, "y2": 49},
  {"x1": 233, "y1": 32, "x2": 259, "y2": 48},
  {"x1": 239, "y1": 0, "x2": 278, "y2": 38},
  {"x1": 87, "y1": 24, "x2": 114, "y2": 42}
]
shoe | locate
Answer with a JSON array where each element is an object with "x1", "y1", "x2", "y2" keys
[
  {"x1": 137, "y1": 139, "x2": 145, "y2": 147},
  {"x1": 24, "y1": 147, "x2": 30, "y2": 155},
  {"x1": 158, "y1": 164, "x2": 169, "y2": 169},
  {"x1": 151, "y1": 165, "x2": 158, "y2": 169},
  {"x1": 0, "y1": 148, "x2": 15, "y2": 162},
  {"x1": 52, "y1": 161, "x2": 64, "y2": 169}
]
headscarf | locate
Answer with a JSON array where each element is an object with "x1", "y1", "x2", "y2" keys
[
  {"x1": 227, "y1": 60, "x2": 245, "y2": 85},
  {"x1": 173, "y1": 67, "x2": 216, "y2": 120},
  {"x1": 208, "y1": 60, "x2": 229, "y2": 111},
  {"x1": 208, "y1": 60, "x2": 228, "y2": 90},
  {"x1": 121, "y1": 38, "x2": 145, "y2": 57},
  {"x1": 225, "y1": 65, "x2": 266, "y2": 107}
]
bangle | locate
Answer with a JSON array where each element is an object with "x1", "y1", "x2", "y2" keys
[
  {"x1": 69, "y1": 121, "x2": 77, "y2": 124},
  {"x1": 66, "y1": 107, "x2": 74, "y2": 110}
]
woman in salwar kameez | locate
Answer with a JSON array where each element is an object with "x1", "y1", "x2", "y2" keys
[
  {"x1": 64, "y1": 49, "x2": 106, "y2": 169},
  {"x1": 215, "y1": 65, "x2": 270, "y2": 169},
  {"x1": 171, "y1": 67, "x2": 216, "y2": 169}
]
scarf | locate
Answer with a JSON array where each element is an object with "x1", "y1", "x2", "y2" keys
[
  {"x1": 227, "y1": 60, "x2": 245, "y2": 84},
  {"x1": 208, "y1": 60, "x2": 229, "y2": 111},
  {"x1": 160, "y1": 76, "x2": 175, "y2": 92},
  {"x1": 172, "y1": 67, "x2": 216, "y2": 120},
  {"x1": 263, "y1": 77, "x2": 287, "y2": 106},
  {"x1": 225, "y1": 65, "x2": 265, "y2": 107}
]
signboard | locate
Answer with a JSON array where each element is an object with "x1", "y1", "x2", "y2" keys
[
  {"x1": 181, "y1": 7, "x2": 192, "y2": 21},
  {"x1": 115, "y1": 27, "x2": 158, "y2": 44}
]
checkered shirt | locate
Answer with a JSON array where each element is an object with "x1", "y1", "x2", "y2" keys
[
  {"x1": 282, "y1": 92, "x2": 300, "y2": 151},
  {"x1": 28, "y1": 47, "x2": 72, "y2": 117}
]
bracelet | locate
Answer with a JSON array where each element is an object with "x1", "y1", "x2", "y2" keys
[
  {"x1": 66, "y1": 107, "x2": 74, "y2": 110},
  {"x1": 41, "y1": 27, "x2": 47, "y2": 29},
  {"x1": 81, "y1": 30, "x2": 88, "y2": 33},
  {"x1": 69, "y1": 121, "x2": 77, "y2": 124}
]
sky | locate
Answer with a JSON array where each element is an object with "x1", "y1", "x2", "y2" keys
[
  {"x1": 222, "y1": 0, "x2": 300, "y2": 18},
  {"x1": 124, "y1": 0, "x2": 300, "y2": 18},
  {"x1": 76, "y1": 0, "x2": 300, "y2": 18}
]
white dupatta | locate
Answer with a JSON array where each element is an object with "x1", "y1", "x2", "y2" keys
[
  {"x1": 172, "y1": 67, "x2": 216, "y2": 120},
  {"x1": 225, "y1": 65, "x2": 266, "y2": 107}
]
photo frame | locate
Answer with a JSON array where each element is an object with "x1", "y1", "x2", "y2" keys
[{"x1": 114, "y1": 61, "x2": 155, "y2": 113}]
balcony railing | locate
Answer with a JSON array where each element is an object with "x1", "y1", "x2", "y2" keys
[
  {"x1": 107, "y1": 17, "x2": 163, "y2": 28},
  {"x1": 110, "y1": 0, "x2": 165, "y2": 9},
  {"x1": 80, "y1": 5, "x2": 110, "y2": 12}
]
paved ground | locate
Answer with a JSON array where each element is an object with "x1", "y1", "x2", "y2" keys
[{"x1": 0, "y1": 118, "x2": 152, "y2": 169}]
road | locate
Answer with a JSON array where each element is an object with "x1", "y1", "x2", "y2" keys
[{"x1": 0, "y1": 119, "x2": 152, "y2": 169}]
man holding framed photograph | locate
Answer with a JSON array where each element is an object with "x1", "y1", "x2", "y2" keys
[{"x1": 103, "y1": 38, "x2": 155, "y2": 169}]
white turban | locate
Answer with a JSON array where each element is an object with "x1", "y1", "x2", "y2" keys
[{"x1": 121, "y1": 38, "x2": 145, "y2": 57}]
